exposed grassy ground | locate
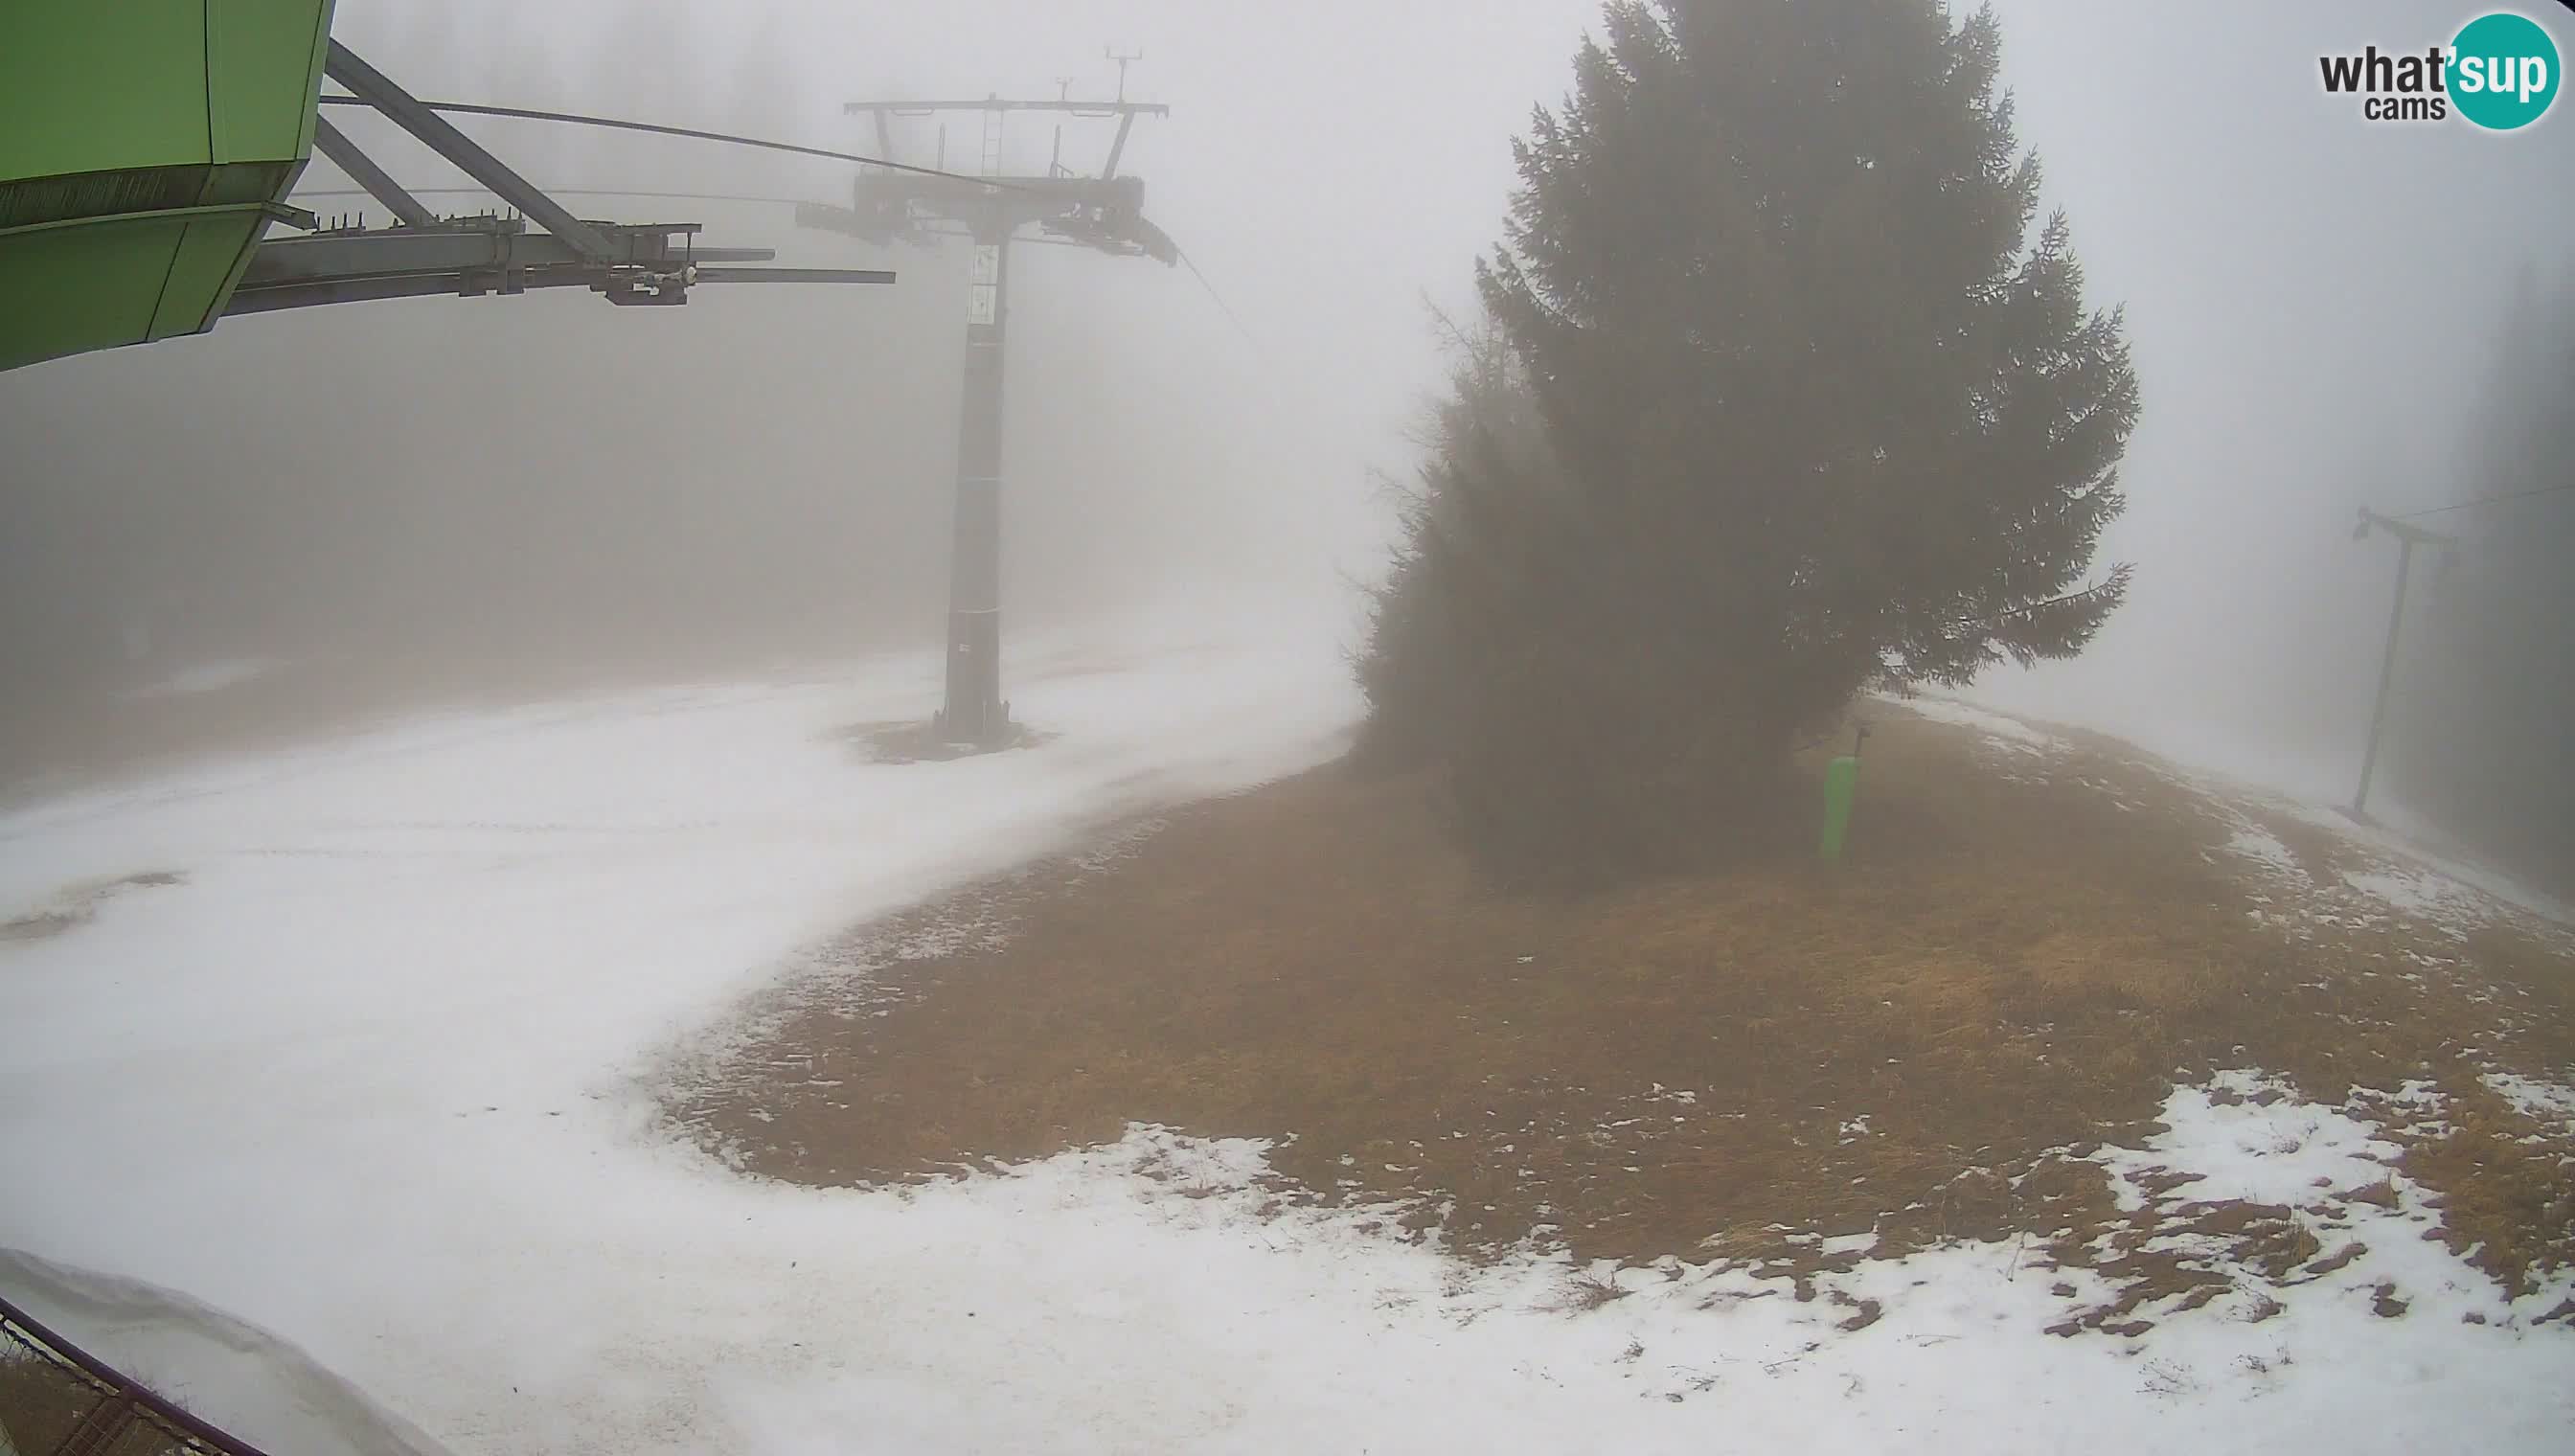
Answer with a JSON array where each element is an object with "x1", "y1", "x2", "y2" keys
[{"x1": 672, "y1": 705, "x2": 2575, "y2": 1327}]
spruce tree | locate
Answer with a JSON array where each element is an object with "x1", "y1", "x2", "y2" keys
[{"x1": 1363, "y1": 0, "x2": 2140, "y2": 884}]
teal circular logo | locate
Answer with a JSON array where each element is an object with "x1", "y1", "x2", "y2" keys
[{"x1": 2450, "y1": 11, "x2": 2560, "y2": 130}]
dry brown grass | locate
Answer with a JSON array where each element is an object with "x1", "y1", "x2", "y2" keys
[
  {"x1": 671, "y1": 707, "x2": 2575, "y2": 1306},
  {"x1": 0, "y1": 1346, "x2": 198, "y2": 1456},
  {"x1": 0, "y1": 1348, "x2": 104, "y2": 1456}
]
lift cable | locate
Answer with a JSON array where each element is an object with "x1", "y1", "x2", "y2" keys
[
  {"x1": 2387, "y1": 481, "x2": 2575, "y2": 520},
  {"x1": 1174, "y1": 244, "x2": 1262, "y2": 350},
  {"x1": 313, "y1": 95, "x2": 1023, "y2": 191}
]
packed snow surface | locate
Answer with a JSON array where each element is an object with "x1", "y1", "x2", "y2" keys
[
  {"x1": 4, "y1": 627, "x2": 2570, "y2": 1454},
  {"x1": 122, "y1": 657, "x2": 281, "y2": 698}
]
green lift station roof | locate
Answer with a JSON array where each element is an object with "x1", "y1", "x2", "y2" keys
[{"x1": 1, "y1": 1, "x2": 339, "y2": 372}]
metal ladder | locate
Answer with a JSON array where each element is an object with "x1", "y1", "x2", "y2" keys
[{"x1": 977, "y1": 106, "x2": 1005, "y2": 176}]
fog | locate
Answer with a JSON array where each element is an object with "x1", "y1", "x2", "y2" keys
[
  {"x1": 4, "y1": 0, "x2": 2569, "y2": 815},
  {"x1": 7, "y1": 10, "x2": 2574, "y2": 1444},
  {"x1": 1955, "y1": 2, "x2": 2575, "y2": 814}
]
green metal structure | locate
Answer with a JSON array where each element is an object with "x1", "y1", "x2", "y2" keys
[
  {"x1": 1818, "y1": 755, "x2": 1860, "y2": 861},
  {"x1": 1, "y1": 2, "x2": 337, "y2": 373},
  {"x1": 1818, "y1": 721, "x2": 1869, "y2": 861},
  {"x1": 1, "y1": 5, "x2": 896, "y2": 375}
]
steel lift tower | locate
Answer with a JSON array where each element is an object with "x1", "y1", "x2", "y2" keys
[
  {"x1": 2346, "y1": 507, "x2": 2457, "y2": 823},
  {"x1": 3, "y1": 11, "x2": 904, "y2": 374},
  {"x1": 801, "y1": 60, "x2": 1176, "y2": 748}
]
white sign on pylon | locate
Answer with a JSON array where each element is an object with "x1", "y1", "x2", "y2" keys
[{"x1": 968, "y1": 244, "x2": 1000, "y2": 325}]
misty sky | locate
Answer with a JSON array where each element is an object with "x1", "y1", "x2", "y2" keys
[{"x1": 5, "y1": 1, "x2": 2569, "y2": 797}]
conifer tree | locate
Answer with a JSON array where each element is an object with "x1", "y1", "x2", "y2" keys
[{"x1": 1362, "y1": 0, "x2": 2139, "y2": 883}]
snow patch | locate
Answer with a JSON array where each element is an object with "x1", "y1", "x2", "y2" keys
[
  {"x1": 2088, "y1": 1071, "x2": 2571, "y2": 1335},
  {"x1": 2340, "y1": 867, "x2": 2486, "y2": 928},
  {"x1": 2276, "y1": 798, "x2": 2574, "y2": 931},
  {"x1": 2481, "y1": 1071, "x2": 2575, "y2": 1138},
  {"x1": 2222, "y1": 823, "x2": 2302, "y2": 879},
  {"x1": 1884, "y1": 694, "x2": 2064, "y2": 753}
]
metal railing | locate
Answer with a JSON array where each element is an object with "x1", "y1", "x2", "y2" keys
[{"x1": 0, "y1": 1293, "x2": 270, "y2": 1456}]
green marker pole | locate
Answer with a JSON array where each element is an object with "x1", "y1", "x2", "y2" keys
[{"x1": 1819, "y1": 721, "x2": 1869, "y2": 861}]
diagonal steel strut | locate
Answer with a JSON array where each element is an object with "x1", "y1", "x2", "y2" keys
[
  {"x1": 322, "y1": 40, "x2": 620, "y2": 262},
  {"x1": 309, "y1": 115, "x2": 438, "y2": 229}
]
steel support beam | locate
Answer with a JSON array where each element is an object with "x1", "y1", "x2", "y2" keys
[
  {"x1": 322, "y1": 41, "x2": 621, "y2": 262},
  {"x1": 1102, "y1": 111, "x2": 1137, "y2": 179},
  {"x1": 695, "y1": 265, "x2": 896, "y2": 284},
  {"x1": 2353, "y1": 534, "x2": 2414, "y2": 820},
  {"x1": 224, "y1": 261, "x2": 891, "y2": 316},
  {"x1": 242, "y1": 226, "x2": 733, "y2": 286},
  {"x1": 940, "y1": 216, "x2": 1012, "y2": 745},
  {"x1": 245, "y1": 227, "x2": 524, "y2": 288},
  {"x1": 309, "y1": 115, "x2": 438, "y2": 229},
  {"x1": 226, "y1": 268, "x2": 592, "y2": 313},
  {"x1": 2348, "y1": 509, "x2": 2457, "y2": 821}
]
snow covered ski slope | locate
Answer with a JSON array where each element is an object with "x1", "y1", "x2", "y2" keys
[{"x1": 3, "y1": 634, "x2": 2569, "y2": 1454}]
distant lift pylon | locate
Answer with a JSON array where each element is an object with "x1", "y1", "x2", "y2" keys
[
  {"x1": 802, "y1": 66, "x2": 1176, "y2": 749},
  {"x1": 2346, "y1": 508, "x2": 2457, "y2": 823}
]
